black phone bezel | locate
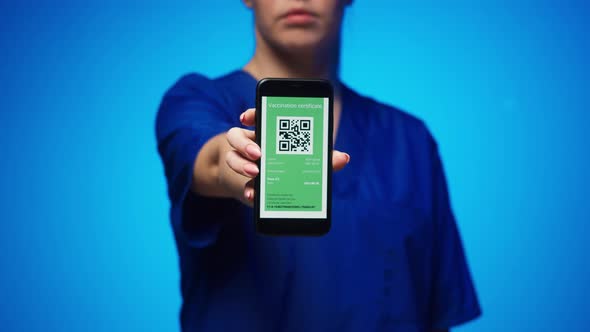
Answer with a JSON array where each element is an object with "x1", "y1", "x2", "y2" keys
[{"x1": 254, "y1": 78, "x2": 333, "y2": 236}]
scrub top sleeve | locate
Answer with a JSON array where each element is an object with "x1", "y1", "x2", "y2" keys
[
  {"x1": 427, "y1": 132, "x2": 482, "y2": 329},
  {"x1": 156, "y1": 73, "x2": 235, "y2": 248}
]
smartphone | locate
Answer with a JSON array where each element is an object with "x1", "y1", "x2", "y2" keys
[{"x1": 254, "y1": 78, "x2": 333, "y2": 236}]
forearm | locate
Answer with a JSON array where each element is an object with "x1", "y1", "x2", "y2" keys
[{"x1": 190, "y1": 133, "x2": 249, "y2": 202}]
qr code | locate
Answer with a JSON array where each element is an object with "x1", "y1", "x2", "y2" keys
[{"x1": 276, "y1": 116, "x2": 313, "y2": 154}]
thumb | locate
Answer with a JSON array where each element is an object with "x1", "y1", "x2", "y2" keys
[{"x1": 332, "y1": 150, "x2": 350, "y2": 172}]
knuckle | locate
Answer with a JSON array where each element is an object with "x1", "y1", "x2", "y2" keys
[
  {"x1": 226, "y1": 127, "x2": 238, "y2": 138},
  {"x1": 224, "y1": 150, "x2": 235, "y2": 164}
]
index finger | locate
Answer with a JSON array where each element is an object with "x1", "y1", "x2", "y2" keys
[{"x1": 240, "y1": 108, "x2": 256, "y2": 127}]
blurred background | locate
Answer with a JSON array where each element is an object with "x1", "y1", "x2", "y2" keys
[{"x1": 1, "y1": 1, "x2": 588, "y2": 331}]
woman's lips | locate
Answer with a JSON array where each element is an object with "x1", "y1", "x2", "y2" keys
[{"x1": 283, "y1": 10, "x2": 317, "y2": 25}]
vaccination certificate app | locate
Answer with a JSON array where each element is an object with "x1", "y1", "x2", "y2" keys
[{"x1": 260, "y1": 96, "x2": 329, "y2": 219}]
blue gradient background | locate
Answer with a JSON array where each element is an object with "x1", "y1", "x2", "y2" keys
[{"x1": 1, "y1": 1, "x2": 588, "y2": 331}]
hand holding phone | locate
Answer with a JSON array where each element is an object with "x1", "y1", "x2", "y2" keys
[
  {"x1": 226, "y1": 109, "x2": 349, "y2": 207},
  {"x1": 225, "y1": 79, "x2": 349, "y2": 235}
]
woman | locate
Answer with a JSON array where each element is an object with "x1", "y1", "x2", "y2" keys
[{"x1": 156, "y1": 0, "x2": 480, "y2": 331}]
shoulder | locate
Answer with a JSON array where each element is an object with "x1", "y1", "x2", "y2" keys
[
  {"x1": 156, "y1": 72, "x2": 240, "y2": 134},
  {"x1": 163, "y1": 72, "x2": 232, "y2": 100},
  {"x1": 161, "y1": 70, "x2": 254, "y2": 111},
  {"x1": 158, "y1": 73, "x2": 221, "y2": 114},
  {"x1": 343, "y1": 84, "x2": 434, "y2": 146}
]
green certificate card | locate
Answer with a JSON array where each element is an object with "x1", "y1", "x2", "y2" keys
[{"x1": 260, "y1": 96, "x2": 329, "y2": 219}]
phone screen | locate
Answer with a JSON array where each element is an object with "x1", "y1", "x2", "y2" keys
[{"x1": 259, "y1": 96, "x2": 329, "y2": 219}]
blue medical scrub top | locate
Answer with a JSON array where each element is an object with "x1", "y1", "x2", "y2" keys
[{"x1": 156, "y1": 70, "x2": 481, "y2": 332}]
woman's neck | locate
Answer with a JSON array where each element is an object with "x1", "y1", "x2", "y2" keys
[{"x1": 243, "y1": 29, "x2": 342, "y2": 96}]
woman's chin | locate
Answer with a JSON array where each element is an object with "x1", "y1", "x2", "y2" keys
[{"x1": 279, "y1": 39, "x2": 327, "y2": 56}]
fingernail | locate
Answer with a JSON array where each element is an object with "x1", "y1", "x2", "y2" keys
[
  {"x1": 245, "y1": 189, "x2": 252, "y2": 200},
  {"x1": 243, "y1": 163, "x2": 259, "y2": 176},
  {"x1": 246, "y1": 144, "x2": 261, "y2": 158},
  {"x1": 344, "y1": 153, "x2": 350, "y2": 163},
  {"x1": 240, "y1": 112, "x2": 245, "y2": 122}
]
